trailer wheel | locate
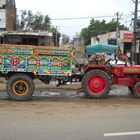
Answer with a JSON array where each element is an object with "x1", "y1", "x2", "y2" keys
[
  {"x1": 7, "y1": 74, "x2": 34, "y2": 101},
  {"x1": 82, "y1": 70, "x2": 111, "y2": 99},
  {"x1": 134, "y1": 82, "x2": 140, "y2": 98}
]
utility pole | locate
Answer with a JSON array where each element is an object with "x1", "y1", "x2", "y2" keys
[
  {"x1": 56, "y1": 26, "x2": 58, "y2": 47},
  {"x1": 132, "y1": 0, "x2": 139, "y2": 64},
  {"x1": 116, "y1": 12, "x2": 119, "y2": 37},
  {"x1": 134, "y1": 0, "x2": 138, "y2": 35},
  {"x1": 116, "y1": 12, "x2": 121, "y2": 46}
]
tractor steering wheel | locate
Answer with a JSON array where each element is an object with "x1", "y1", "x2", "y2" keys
[{"x1": 105, "y1": 58, "x2": 112, "y2": 65}]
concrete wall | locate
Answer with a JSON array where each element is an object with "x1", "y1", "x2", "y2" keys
[
  {"x1": 6, "y1": 3, "x2": 16, "y2": 31},
  {"x1": 91, "y1": 33, "x2": 108, "y2": 44},
  {"x1": 91, "y1": 30, "x2": 133, "y2": 53},
  {"x1": 0, "y1": 9, "x2": 6, "y2": 29},
  {"x1": 0, "y1": 0, "x2": 6, "y2": 8},
  {"x1": 0, "y1": 0, "x2": 16, "y2": 31}
]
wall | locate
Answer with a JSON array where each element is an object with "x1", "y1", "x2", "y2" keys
[
  {"x1": 91, "y1": 33, "x2": 108, "y2": 44},
  {"x1": 0, "y1": 0, "x2": 16, "y2": 31},
  {"x1": 6, "y1": 3, "x2": 16, "y2": 31},
  {"x1": 0, "y1": 9, "x2": 6, "y2": 29},
  {"x1": 0, "y1": 0, "x2": 6, "y2": 8},
  {"x1": 91, "y1": 30, "x2": 133, "y2": 54}
]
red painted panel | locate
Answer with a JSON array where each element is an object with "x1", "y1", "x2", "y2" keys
[{"x1": 117, "y1": 78, "x2": 131, "y2": 86}]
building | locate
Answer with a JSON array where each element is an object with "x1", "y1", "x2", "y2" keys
[
  {"x1": 0, "y1": 0, "x2": 60, "y2": 47},
  {"x1": 91, "y1": 30, "x2": 133, "y2": 57},
  {"x1": 0, "y1": 0, "x2": 16, "y2": 31},
  {"x1": 72, "y1": 35, "x2": 84, "y2": 53},
  {"x1": 0, "y1": 31, "x2": 53, "y2": 46}
]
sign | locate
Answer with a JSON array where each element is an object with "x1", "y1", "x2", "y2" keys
[
  {"x1": 0, "y1": 10, "x2": 6, "y2": 28},
  {"x1": 124, "y1": 33, "x2": 133, "y2": 40},
  {"x1": 123, "y1": 33, "x2": 133, "y2": 42}
]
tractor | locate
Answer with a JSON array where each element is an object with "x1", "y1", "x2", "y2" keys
[{"x1": 81, "y1": 43, "x2": 140, "y2": 98}]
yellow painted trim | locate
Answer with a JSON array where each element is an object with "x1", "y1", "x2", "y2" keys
[{"x1": 13, "y1": 80, "x2": 28, "y2": 96}]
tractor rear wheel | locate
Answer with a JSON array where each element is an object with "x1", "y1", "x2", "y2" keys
[
  {"x1": 7, "y1": 73, "x2": 34, "y2": 101},
  {"x1": 134, "y1": 82, "x2": 140, "y2": 98},
  {"x1": 82, "y1": 70, "x2": 111, "y2": 99}
]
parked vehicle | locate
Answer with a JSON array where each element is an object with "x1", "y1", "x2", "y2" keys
[
  {"x1": 1, "y1": 43, "x2": 140, "y2": 101},
  {"x1": 81, "y1": 43, "x2": 140, "y2": 98},
  {"x1": 0, "y1": 44, "x2": 76, "y2": 100}
]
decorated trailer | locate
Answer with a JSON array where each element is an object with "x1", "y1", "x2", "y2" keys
[{"x1": 0, "y1": 44, "x2": 75, "y2": 100}]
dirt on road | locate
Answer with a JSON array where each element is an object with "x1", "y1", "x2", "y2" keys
[{"x1": 0, "y1": 78, "x2": 140, "y2": 117}]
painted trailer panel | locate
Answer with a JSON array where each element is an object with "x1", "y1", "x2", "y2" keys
[{"x1": 0, "y1": 44, "x2": 73, "y2": 76}]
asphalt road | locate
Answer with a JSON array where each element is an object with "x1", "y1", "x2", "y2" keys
[
  {"x1": 0, "y1": 105, "x2": 140, "y2": 140},
  {"x1": 0, "y1": 110, "x2": 140, "y2": 140},
  {"x1": 0, "y1": 88, "x2": 140, "y2": 140}
]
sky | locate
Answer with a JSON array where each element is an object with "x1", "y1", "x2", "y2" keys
[{"x1": 15, "y1": 0, "x2": 135, "y2": 38}]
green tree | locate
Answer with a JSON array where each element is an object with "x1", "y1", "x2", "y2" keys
[
  {"x1": 80, "y1": 19, "x2": 128, "y2": 45},
  {"x1": 16, "y1": 10, "x2": 51, "y2": 30},
  {"x1": 61, "y1": 34, "x2": 70, "y2": 45},
  {"x1": 49, "y1": 26, "x2": 61, "y2": 47},
  {"x1": 26, "y1": 10, "x2": 34, "y2": 29},
  {"x1": 42, "y1": 15, "x2": 51, "y2": 30},
  {"x1": 31, "y1": 12, "x2": 44, "y2": 30},
  {"x1": 17, "y1": 10, "x2": 27, "y2": 30}
]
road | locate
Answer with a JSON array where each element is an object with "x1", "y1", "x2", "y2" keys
[{"x1": 0, "y1": 85, "x2": 140, "y2": 140}]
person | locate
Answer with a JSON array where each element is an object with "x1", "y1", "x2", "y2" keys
[
  {"x1": 88, "y1": 54, "x2": 97, "y2": 65},
  {"x1": 116, "y1": 48, "x2": 128, "y2": 65},
  {"x1": 88, "y1": 53, "x2": 105, "y2": 65}
]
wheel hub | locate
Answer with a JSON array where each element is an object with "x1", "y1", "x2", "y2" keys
[
  {"x1": 87, "y1": 76, "x2": 106, "y2": 95},
  {"x1": 93, "y1": 80, "x2": 100, "y2": 88},
  {"x1": 13, "y1": 80, "x2": 28, "y2": 96}
]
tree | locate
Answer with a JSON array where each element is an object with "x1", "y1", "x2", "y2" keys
[
  {"x1": 16, "y1": 10, "x2": 51, "y2": 30},
  {"x1": 80, "y1": 19, "x2": 129, "y2": 45},
  {"x1": 49, "y1": 26, "x2": 61, "y2": 47},
  {"x1": 61, "y1": 34, "x2": 70, "y2": 45},
  {"x1": 31, "y1": 12, "x2": 44, "y2": 30},
  {"x1": 17, "y1": 10, "x2": 27, "y2": 30}
]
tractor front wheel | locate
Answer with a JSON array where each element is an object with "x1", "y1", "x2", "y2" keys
[
  {"x1": 134, "y1": 82, "x2": 140, "y2": 98},
  {"x1": 82, "y1": 70, "x2": 111, "y2": 99}
]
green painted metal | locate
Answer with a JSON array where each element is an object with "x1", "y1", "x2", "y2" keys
[{"x1": 0, "y1": 45, "x2": 73, "y2": 76}]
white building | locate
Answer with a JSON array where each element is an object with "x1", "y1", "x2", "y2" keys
[
  {"x1": 91, "y1": 30, "x2": 133, "y2": 57},
  {"x1": 0, "y1": 0, "x2": 6, "y2": 7}
]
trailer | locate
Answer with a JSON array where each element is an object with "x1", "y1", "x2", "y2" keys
[{"x1": 0, "y1": 44, "x2": 76, "y2": 100}]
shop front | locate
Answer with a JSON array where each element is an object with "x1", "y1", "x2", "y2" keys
[{"x1": 123, "y1": 33, "x2": 133, "y2": 58}]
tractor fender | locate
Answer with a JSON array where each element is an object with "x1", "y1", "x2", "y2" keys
[{"x1": 83, "y1": 65, "x2": 109, "y2": 74}]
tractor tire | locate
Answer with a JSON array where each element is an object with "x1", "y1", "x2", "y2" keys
[
  {"x1": 134, "y1": 82, "x2": 140, "y2": 98},
  {"x1": 82, "y1": 70, "x2": 111, "y2": 99},
  {"x1": 6, "y1": 73, "x2": 34, "y2": 101}
]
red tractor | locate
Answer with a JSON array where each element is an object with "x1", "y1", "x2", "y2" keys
[{"x1": 81, "y1": 43, "x2": 140, "y2": 98}]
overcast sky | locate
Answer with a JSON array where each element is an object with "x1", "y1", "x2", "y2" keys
[{"x1": 15, "y1": 0, "x2": 135, "y2": 38}]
